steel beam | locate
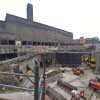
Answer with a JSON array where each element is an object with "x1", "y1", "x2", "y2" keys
[
  {"x1": 0, "y1": 84, "x2": 34, "y2": 91},
  {"x1": 0, "y1": 72, "x2": 34, "y2": 77}
]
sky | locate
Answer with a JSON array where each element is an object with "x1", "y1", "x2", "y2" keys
[{"x1": 0, "y1": 0, "x2": 100, "y2": 39}]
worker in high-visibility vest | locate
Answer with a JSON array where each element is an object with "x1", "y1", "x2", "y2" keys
[
  {"x1": 70, "y1": 89, "x2": 85, "y2": 100},
  {"x1": 70, "y1": 90, "x2": 80, "y2": 100},
  {"x1": 80, "y1": 90, "x2": 85, "y2": 97},
  {"x1": 26, "y1": 64, "x2": 33, "y2": 74},
  {"x1": 18, "y1": 65, "x2": 24, "y2": 82},
  {"x1": 19, "y1": 70, "x2": 23, "y2": 82}
]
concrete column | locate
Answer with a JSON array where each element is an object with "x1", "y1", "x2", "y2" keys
[
  {"x1": 95, "y1": 50, "x2": 100, "y2": 73},
  {"x1": 34, "y1": 60, "x2": 39, "y2": 100}
]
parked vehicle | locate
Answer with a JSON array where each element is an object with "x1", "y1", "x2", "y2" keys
[{"x1": 89, "y1": 77, "x2": 100, "y2": 90}]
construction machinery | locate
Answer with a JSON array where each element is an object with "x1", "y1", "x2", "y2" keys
[
  {"x1": 89, "y1": 77, "x2": 100, "y2": 90},
  {"x1": 90, "y1": 57, "x2": 96, "y2": 68},
  {"x1": 72, "y1": 67, "x2": 84, "y2": 75},
  {"x1": 81, "y1": 55, "x2": 90, "y2": 64},
  {"x1": 81, "y1": 54, "x2": 96, "y2": 69}
]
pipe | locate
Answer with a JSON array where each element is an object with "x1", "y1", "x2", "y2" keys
[
  {"x1": 0, "y1": 72, "x2": 34, "y2": 77},
  {"x1": 0, "y1": 84, "x2": 34, "y2": 91}
]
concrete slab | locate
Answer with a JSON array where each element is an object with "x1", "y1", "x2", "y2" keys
[
  {"x1": 48, "y1": 82, "x2": 71, "y2": 100},
  {"x1": 62, "y1": 71, "x2": 79, "y2": 82},
  {"x1": 47, "y1": 68, "x2": 100, "y2": 100}
]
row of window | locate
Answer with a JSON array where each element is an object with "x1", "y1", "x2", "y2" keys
[
  {"x1": 0, "y1": 40, "x2": 61, "y2": 46},
  {"x1": 85, "y1": 40, "x2": 99, "y2": 44},
  {"x1": 0, "y1": 40, "x2": 80, "y2": 46},
  {"x1": 0, "y1": 40, "x2": 15, "y2": 45},
  {"x1": 22, "y1": 41, "x2": 59, "y2": 46}
]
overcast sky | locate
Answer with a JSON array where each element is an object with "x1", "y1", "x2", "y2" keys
[{"x1": 0, "y1": 0, "x2": 100, "y2": 39}]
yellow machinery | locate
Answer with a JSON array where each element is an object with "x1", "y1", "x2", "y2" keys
[
  {"x1": 85, "y1": 56, "x2": 90, "y2": 64},
  {"x1": 81, "y1": 56, "x2": 84, "y2": 63},
  {"x1": 81, "y1": 55, "x2": 96, "y2": 68},
  {"x1": 81, "y1": 55, "x2": 90, "y2": 64},
  {"x1": 90, "y1": 57, "x2": 96, "y2": 68}
]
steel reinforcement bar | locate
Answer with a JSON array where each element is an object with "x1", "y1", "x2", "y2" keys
[
  {"x1": 0, "y1": 84, "x2": 34, "y2": 91},
  {"x1": 0, "y1": 72, "x2": 34, "y2": 77}
]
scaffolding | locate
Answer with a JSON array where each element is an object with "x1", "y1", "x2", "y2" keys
[{"x1": 0, "y1": 53, "x2": 48, "y2": 100}]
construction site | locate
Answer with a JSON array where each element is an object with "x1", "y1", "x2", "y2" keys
[
  {"x1": 0, "y1": 46, "x2": 100, "y2": 100},
  {"x1": 0, "y1": 2, "x2": 100, "y2": 100}
]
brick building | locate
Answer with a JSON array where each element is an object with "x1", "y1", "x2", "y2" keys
[{"x1": 0, "y1": 3, "x2": 73, "y2": 60}]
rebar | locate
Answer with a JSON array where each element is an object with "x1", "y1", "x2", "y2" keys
[
  {"x1": 0, "y1": 72, "x2": 34, "y2": 77},
  {"x1": 0, "y1": 84, "x2": 34, "y2": 91}
]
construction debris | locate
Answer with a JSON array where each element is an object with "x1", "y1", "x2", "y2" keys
[
  {"x1": 72, "y1": 67, "x2": 84, "y2": 75},
  {"x1": 57, "y1": 79, "x2": 77, "y2": 93},
  {"x1": 46, "y1": 86, "x2": 66, "y2": 100}
]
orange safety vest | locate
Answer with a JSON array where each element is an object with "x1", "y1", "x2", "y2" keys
[
  {"x1": 70, "y1": 98, "x2": 75, "y2": 100},
  {"x1": 80, "y1": 90, "x2": 84, "y2": 97},
  {"x1": 77, "y1": 94, "x2": 81, "y2": 100}
]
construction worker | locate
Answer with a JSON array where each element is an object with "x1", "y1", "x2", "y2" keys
[
  {"x1": 12, "y1": 64, "x2": 24, "y2": 82},
  {"x1": 12, "y1": 64, "x2": 20, "y2": 79},
  {"x1": 26, "y1": 64, "x2": 33, "y2": 74},
  {"x1": 80, "y1": 90, "x2": 85, "y2": 97},
  {"x1": 17, "y1": 65, "x2": 24, "y2": 82},
  {"x1": 18, "y1": 70, "x2": 23, "y2": 82},
  {"x1": 70, "y1": 90, "x2": 81, "y2": 100},
  {"x1": 70, "y1": 90, "x2": 77, "y2": 100},
  {"x1": 13, "y1": 64, "x2": 19, "y2": 73}
]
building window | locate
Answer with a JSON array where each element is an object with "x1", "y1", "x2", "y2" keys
[
  {"x1": 37, "y1": 42, "x2": 41, "y2": 45},
  {"x1": 27, "y1": 41, "x2": 32, "y2": 45},
  {"x1": 0, "y1": 40, "x2": 8, "y2": 45},
  {"x1": 22, "y1": 41, "x2": 27, "y2": 45},
  {"x1": 9, "y1": 40, "x2": 15, "y2": 45},
  {"x1": 44, "y1": 42, "x2": 48, "y2": 46},
  {"x1": 33, "y1": 41, "x2": 37, "y2": 46}
]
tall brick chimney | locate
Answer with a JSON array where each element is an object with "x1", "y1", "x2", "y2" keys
[{"x1": 27, "y1": 3, "x2": 33, "y2": 23}]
